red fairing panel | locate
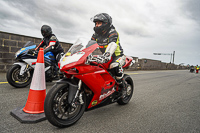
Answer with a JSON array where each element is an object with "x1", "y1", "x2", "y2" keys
[
  {"x1": 123, "y1": 56, "x2": 133, "y2": 69},
  {"x1": 61, "y1": 42, "x2": 116, "y2": 109},
  {"x1": 79, "y1": 43, "x2": 99, "y2": 64},
  {"x1": 75, "y1": 69, "x2": 115, "y2": 109}
]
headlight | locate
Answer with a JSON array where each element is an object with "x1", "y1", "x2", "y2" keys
[
  {"x1": 15, "y1": 50, "x2": 21, "y2": 58},
  {"x1": 60, "y1": 52, "x2": 85, "y2": 69}
]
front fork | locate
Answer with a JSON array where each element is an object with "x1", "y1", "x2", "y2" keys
[
  {"x1": 68, "y1": 80, "x2": 84, "y2": 107},
  {"x1": 14, "y1": 62, "x2": 30, "y2": 76}
]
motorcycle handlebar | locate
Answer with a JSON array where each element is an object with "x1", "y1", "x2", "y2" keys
[
  {"x1": 87, "y1": 54, "x2": 100, "y2": 63},
  {"x1": 88, "y1": 59, "x2": 98, "y2": 62},
  {"x1": 87, "y1": 55, "x2": 107, "y2": 69}
]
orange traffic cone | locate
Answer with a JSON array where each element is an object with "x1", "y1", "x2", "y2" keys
[
  {"x1": 10, "y1": 48, "x2": 46, "y2": 123},
  {"x1": 23, "y1": 48, "x2": 46, "y2": 113}
]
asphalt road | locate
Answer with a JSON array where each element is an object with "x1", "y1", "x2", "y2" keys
[{"x1": 0, "y1": 70, "x2": 200, "y2": 133}]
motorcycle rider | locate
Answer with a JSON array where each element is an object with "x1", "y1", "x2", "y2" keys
[
  {"x1": 35, "y1": 25, "x2": 64, "y2": 79},
  {"x1": 91, "y1": 13, "x2": 126, "y2": 97},
  {"x1": 195, "y1": 65, "x2": 199, "y2": 73}
]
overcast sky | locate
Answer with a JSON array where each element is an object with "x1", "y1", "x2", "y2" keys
[{"x1": 0, "y1": 0, "x2": 199, "y2": 65}]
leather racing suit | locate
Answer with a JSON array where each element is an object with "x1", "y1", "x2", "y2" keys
[
  {"x1": 91, "y1": 26, "x2": 126, "y2": 81},
  {"x1": 35, "y1": 34, "x2": 64, "y2": 76},
  {"x1": 35, "y1": 34, "x2": 64, "y2": 62}
]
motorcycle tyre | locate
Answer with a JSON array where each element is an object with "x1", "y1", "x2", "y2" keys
[
  {"x1": 44, "y1": 83, "x2": 86, "y2": 128},
  {"x1": 117, "y1": 74, "x2": 134, "y2": 105},
  {"x1": 6, "y1": 64, "x2": 32, "y2": 88}
]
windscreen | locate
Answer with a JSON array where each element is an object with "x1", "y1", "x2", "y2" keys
[
  {"x1": 67, "y1": 44, "x2": 84, "y2": 55},
  {"x1": 24, "y1": 41, "x2": 36, "y2": 47},
  {"x1": 86, "y1": 40, "x2": 97, "y2": 48},
  {"x1": 66, "y1": 38, "x2": 96, "y2": 56}
]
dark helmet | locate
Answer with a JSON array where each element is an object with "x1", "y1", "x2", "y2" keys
[
  {"x1": 92, "y1": 13, "x2": 112, "y2": 34},
  {"x1": 41, "y1": 25, "x2": 52, "y2": 38}
]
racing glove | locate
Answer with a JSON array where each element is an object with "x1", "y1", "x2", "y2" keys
[
  {"x1": 96, "y1": 42, "x2": 117, "y2": 64},
  {"x1": 96, "y1": 52, "x2": 111, "y2": 64},
  {"x1": 33, "y1": 50, "x2": 38, "y2": 56},
  {"x1": 96, "y1": 55, "x2": 105, "y2": 64}
]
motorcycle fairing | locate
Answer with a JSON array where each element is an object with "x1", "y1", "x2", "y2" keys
[
  {"x1": 23, "y1": 51, "x2": 55, "y2": 64},
  {"x1": 16, "y1": 45, "x2": 56, "y2": 76},
  {"x1": 61, "y1": 62, "x2": 116, "y2": 109},
  {"x1": 60, "y1": 39, "x2": 133, "y2": 110},
  {"x1": 44, "y1": 52, "x2": 55, "y2": 60},
  {"x1": 15, "y1": 45, "x2": 36, "y2": 57},
  {"x1": 60, "y1": 41, "x2": 117, "y2": 109},
  {"x1": 60, "y1": 43, "x2": 99, "y2": 71},
  {"x1": 75, "y1": 69, "x2": 115, "y2": 109}
]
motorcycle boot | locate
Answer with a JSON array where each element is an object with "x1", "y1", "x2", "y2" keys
[
  {"x1": 54, "y1": 52, "x2": 64, "y2": 80},
  {"x1": 54, "y1": 72, "x2": 60, "y2": 80},
  {"x1": 53, "y1": 65, "x2": 60, "y2": 80},
  {"x1": 116, "y1": 77, "x2": 127, "y2": 98}
]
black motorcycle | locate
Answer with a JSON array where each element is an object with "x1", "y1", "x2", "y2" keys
[
  {"x1": 190, "y1": 66, "x2": 194, "y2": 73},
  {"x1": 6, "y1": 41, "x2": 62, "y2": 88}
]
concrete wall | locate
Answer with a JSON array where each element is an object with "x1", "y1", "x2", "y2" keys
[{"x1": 128, "y1": 58, "x2": 186, "y2": 70}]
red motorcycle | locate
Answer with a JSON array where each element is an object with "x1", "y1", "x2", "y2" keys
[{"x1": 44, "y1": 39, "x2": 134, "y2": 127}]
